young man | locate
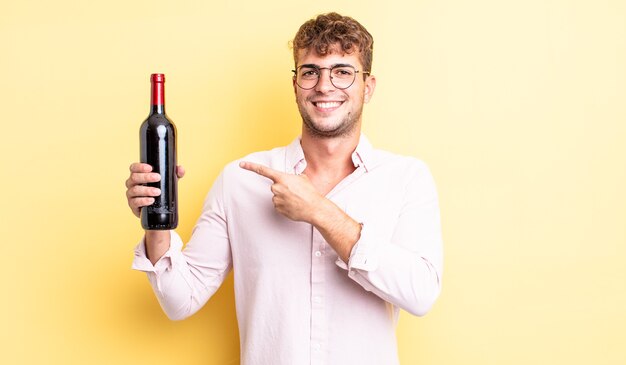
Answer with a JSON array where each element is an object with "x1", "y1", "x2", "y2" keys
[{"x1": 126, "y1": 12, "x2": 443, "y2": 365}]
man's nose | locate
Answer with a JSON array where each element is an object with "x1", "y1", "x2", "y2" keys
[{"x1": 315, "y1": 69, "x2": 335, "y2": 93}]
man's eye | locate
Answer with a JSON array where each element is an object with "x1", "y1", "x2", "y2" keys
[
  {"x1": 334, "y1": 68, "x2": 354, "y2": 77},
  {"x1": 301, "y1": 69, "x2": 319, "y2": 78}
]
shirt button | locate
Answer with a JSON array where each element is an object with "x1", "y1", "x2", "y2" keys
[
  {"x1": 313, "y1": 296, "x2": 321, "y2": 304},
  {"x1": 315, "y1": 251, "x2": 322, "y2": 257},
  {"x1": 313, "y1": 343, "x2": 321, "y2": 351}
]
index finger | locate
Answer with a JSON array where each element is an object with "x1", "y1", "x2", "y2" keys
[
  {"x1": 129, "y1": 163, "x2": 153, "y2": 173},
  {"x1": 239, "y1": 161, "x2": 283, "y2": 182}
]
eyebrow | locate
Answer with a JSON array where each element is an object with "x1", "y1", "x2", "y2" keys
[{"x1": 299, "y1": 63, "x2": 355, "y2": 69}]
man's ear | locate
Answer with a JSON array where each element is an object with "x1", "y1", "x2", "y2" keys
[{"x1": 364, "y1": 75, "x2": 376, "y2": 103}]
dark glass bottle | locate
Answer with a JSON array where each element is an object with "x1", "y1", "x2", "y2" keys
[{"x1": 140, "y1": 73, "x2": 178, "y2": 230}]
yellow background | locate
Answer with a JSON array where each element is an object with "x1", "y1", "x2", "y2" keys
[{"x1": 1, "y1": 0, "x2": 624, "y2": 364}]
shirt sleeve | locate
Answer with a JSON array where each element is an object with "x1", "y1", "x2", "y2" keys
[
  {"x1": 335, "y1": 161, "x2": 443, "y2": 316},
  {"x1": 131, "y1": 171, "x2": 233, "y2": 320}
]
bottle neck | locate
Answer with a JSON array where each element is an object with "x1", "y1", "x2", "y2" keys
[
  {"x1": 150, "y1": 80, "x2": 166, "y2": 115},
  {"x1": 151, "y1": 104, "x2": 165, "y2": 114}
]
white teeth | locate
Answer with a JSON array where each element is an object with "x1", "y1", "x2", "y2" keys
[{"x1": 316, "y1": 101, "x2": 341, "y2": 109}]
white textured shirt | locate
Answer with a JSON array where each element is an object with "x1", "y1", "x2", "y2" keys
[{"x1": 132, "y1": 135, "x2": 443, "y2": 365}]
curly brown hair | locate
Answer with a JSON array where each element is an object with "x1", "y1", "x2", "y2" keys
[{"x1": 291, "y1": 12, "x2": 374, "y2": 74}]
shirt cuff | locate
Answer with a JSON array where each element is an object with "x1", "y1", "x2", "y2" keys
[
  {"x1": 334, "y1": 222, "x2": 381, "y2": 273},
  {"x1": 131, "y1": 230, "x2": 184, "y2": 274}
]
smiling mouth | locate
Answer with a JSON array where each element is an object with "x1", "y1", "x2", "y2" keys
[{"x1": 313, "y1": 101, "x2": 343, "y2": 110}]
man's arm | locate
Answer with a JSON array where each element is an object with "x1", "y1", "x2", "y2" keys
[
  {"x1": 144, "y1": 231, "x2": 172, "y2": 265},
  {"x1": 238, "y1": 161, "x2": 360, "y2": 261},
  {"x1": 127, "y1": 163, "x2": 232, "y2": 320},
  {"x1": 239, "y1": 160, "x2": 443, "y2": 316},
  {"x1": 309, "y1": 199, "x2": 361, "y2": 263},
  {"x1": 126, "y1": 163, "x2": 185, "y2": 265}
]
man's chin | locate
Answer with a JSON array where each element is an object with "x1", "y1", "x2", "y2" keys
[{"x1": 303, "y1": 118, "x2": 355, "y2": 138}]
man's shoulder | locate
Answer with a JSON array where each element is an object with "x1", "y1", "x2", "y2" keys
[{"x1": 370, "y1": 147, "x2": 431, "y2": 175}]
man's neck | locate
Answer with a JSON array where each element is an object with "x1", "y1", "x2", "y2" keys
[{"x1": 300, "y1": 127, "x2": 360, "y2": 194}]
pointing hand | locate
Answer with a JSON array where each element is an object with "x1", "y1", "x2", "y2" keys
[{"x1": 239, "y1": 161, "x2": 324, "y2": 223}]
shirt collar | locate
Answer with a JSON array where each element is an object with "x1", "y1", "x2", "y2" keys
[
  {"x1": 285, "y1": 134, "x2": 375, "y2": 175},
  {"x1": 285, "y1": 137, "x2": 307, "y2": 175}
]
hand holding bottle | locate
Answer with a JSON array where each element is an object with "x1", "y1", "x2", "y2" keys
[
  {"x1": 125, "y1": 163, "x2": 184, "y2": 265},
  {"x1": 125, "y1": 163, "x2": 185, "y2": 218}
]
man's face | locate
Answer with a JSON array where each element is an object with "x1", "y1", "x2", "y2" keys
[{"x1": 293, "y1": 47, "x2": 375, "y2": 138}]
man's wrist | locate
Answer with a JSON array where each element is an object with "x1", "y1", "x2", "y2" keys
[
  {"x1": 144, "y1": 230, "x2": 171, "y2": 265},
  {"x1": 310, "y1": 197, "x2": 337, "y2": 228},
  {"x1": 309, "y1": 198, "x2": 362, "y2": 263}
]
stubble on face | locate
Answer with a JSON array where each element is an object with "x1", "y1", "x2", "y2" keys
[{"x1": 297, "y1": 92, "x2": 364, "y2": 139}]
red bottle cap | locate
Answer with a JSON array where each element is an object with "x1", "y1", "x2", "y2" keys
[
  {"x1": 151, "y1": 73, "x2": 165, "y2": 83},
  {"x1": 151, "y1": 74, "x2": 166, "y2": 106}
]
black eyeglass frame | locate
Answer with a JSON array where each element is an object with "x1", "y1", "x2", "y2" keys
[{"x1": 291, "y1": 64, "x2": 371, "y2": 90}]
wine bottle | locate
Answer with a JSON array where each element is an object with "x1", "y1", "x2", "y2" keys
[{"x1": 140, "y1": 73, "x2": 178, "y2": 230}]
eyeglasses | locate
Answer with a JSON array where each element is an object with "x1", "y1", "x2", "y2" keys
[{"x1": 292, "y1": 64, "x2": 370, "y2": 90}]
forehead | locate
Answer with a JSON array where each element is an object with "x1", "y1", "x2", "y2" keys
[{"x1": 296, "y1": 47, "x2": 362, "y2": 68}]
